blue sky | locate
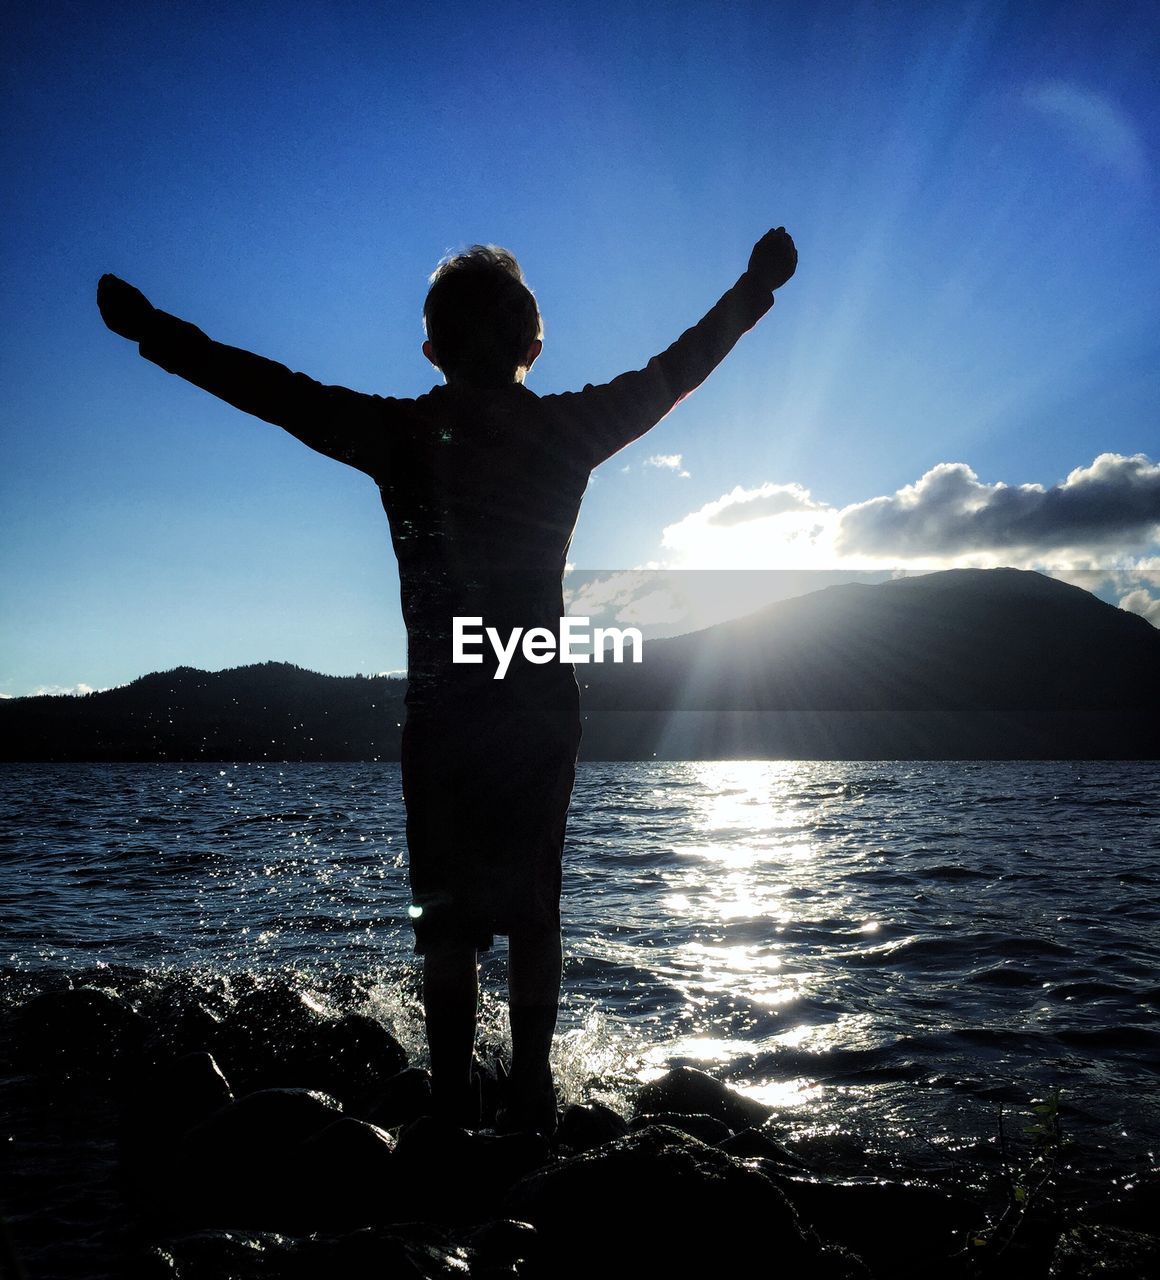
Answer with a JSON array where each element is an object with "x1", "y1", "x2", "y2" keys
[{"x1": 3, "y1": 0, "x2": 1158, "y2": 695}]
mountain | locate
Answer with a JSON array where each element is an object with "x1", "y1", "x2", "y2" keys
[
  {"x1": 575, "y1": 568, "x2": 1160, "y2": 758},
  {"x1": 0, "y1": 663, "x2": 407, "y2": 762},
  {"x1": 2, "y1": 570, "x2": 1157, "y2": 761}
]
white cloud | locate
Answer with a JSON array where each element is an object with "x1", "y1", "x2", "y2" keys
[
  {"x1": 1024, "y1": 80, "x2": 1147, "y2": 182},
  {"x1": 835, "y1": 453, "x2": 1160, "y2": 561},
  {"x1": 661, "y1": 482, "x2": 836, "y2": 569},
  {"x1": 706, "y1": 482, "x2": 822, "y2": 527},
  {"x1": 1120, "y1": 588, "x2": 1160, "y2": 628},
  {"x1": 31, "y1": 683, "x2": 101, "y2": 697},
  {"x1": 655, "y1": 453, "x2": 1160, "y2": 573},
  {"x1": 646, "y1": 453, "x2": 691, "y2": 478}
]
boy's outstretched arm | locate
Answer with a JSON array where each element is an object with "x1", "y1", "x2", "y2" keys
[
  {"x1": 558, "y1": 228, "x2": 797, "y2": 467},
  {"x1": 97, "y1": 275, "x2": 385, "y2": 474}
]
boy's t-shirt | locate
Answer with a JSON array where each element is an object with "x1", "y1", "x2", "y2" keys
[
  {"x1": 136, "y1": 271, "x2": 774, "y2": 710},
  {"x1": 136, "y1": 269, "x2": 775, "y2": 945}
]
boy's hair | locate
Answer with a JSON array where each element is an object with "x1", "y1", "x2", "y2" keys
[{"x1": 424, "y1": 245, "x2": 542, "y2": 386}]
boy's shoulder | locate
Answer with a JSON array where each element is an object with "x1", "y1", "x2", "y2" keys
[
  {"x1": 405, "y1": 382, "x2": 548, "y2": 432},
  {"x1": 380, "y1": 381, "x2": 600, "y2": 462}
]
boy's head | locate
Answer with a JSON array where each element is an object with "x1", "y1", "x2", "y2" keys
[{"x1": 423, "y1": 245, "x2": 543, "y2": 387}]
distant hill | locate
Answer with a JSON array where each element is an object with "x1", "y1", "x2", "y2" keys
[
  {"x1": 0, "y1": 663, "x2": 408, "y2": 762},
  {"x1": 575, "y1": 568, "x2": 1160, "y2": 758},
  {"x1": 2, "y1": 569, "x2": 1157, "y2": 761}
]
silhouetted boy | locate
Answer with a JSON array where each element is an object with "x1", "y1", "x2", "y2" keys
[{"x1": 97, "y1": 227, "x2": 797, "y2": 1132}]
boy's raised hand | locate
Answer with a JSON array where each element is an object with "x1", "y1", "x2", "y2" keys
[
  {"x1": 97, "y1": 274, "x2": 155, "y2": 341},
  {"x1": 748, "y1": 227, "x2": 797, "y2": 291}
]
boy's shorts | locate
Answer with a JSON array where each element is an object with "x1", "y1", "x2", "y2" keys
[{"x1": 401, "y1": 685, "x2": 582, "y2": 954}]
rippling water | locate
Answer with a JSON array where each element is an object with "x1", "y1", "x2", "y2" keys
[{"x1": 2, "y1": 759, "x2": 1158, "y2": 1180}]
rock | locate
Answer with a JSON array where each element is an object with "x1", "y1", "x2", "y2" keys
[
  {"x1": 326, "y1": 972, "x2": 372, "y2": 1008},
  {"x1": 300, "y1": 1012, "x2": 409, "y2": 1106},
  {"x1": 8, "y1": 987, "x2": 151, "y2": 1076},
  {"x1": 139, "y1": 987, "x2": 223, "y2": 1059},
  {"x1": 173, "y1": 1087, "x2": 345, "y2": 1226},
  {"x1": 214, "y1": 991, "x2": 407, "y2": 1103},
  {"x1": 778, "y1": 1128, "x2": 870, "y2": 1171},
  {"x1": 630, "y1": 1110, "x2": 732, "y2": 1145},
  {"x1": 134, "y1": 1229, "x2": 299, "y2": 1278},
  {"x1": 393, "y1": 1115, "x2": 551, "y2": 1222},
  {"x1": 184, "y1": 1086, "x2": 343, "y2": 1158},
  {"x1": 557, "y1": 1101, "x2": 629, "y2": 1152},
  {"x1": 1050, "y1": 1224, "x2": 1160, "y2": 1279},
  {"x1": 302, "y1": 1114, "x2": 395, "y2": 1161},
  {"x1": 718, "y1": 1125, "x2": 806, "y2": 1165},
  {"x1": 147, "y1": 1223, "x2": 512, "y2": 1279},
  {"x1": 366, "y1": 1066, "x2": 433, "y2": 1130},
  {"x1": 164, "y1": 1051, "x2": 235, "y2": 1122},
  {"x1": 504, "y1": 1124, "x2": 857, "y2": 1278},
  {"x1": 132, "y1": 1244, "x2": 181, "y2": 1277},
  {"x1": 299, "y1": 1117, "x2": 398, "y2": 1227},
  {"x1": 122, "y1": 1051, "x2": 236, "y2": 1199},
  {"x1": 465, "y1": 1218, "x2": 539, "y2": 1273},
  {"x1": 762, "y1": 1168, "x2": 980, "y2": 1275},
  {"x1": 633, "y1": 1066, "x2": 770, "y2": 1131},
  {"x1": 213, "y1": 984, "x2": 331, "y2": 1086},
  {"x1": 291, "y1": 1223, "x2": 485, "y2": 1279}
]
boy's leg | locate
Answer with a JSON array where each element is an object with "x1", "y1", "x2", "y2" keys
[
  {"x1": 422, "y1": 940, "x2": 479, "y2": 1122},
  {"x1": 505, "y1": 923, "x2": 561, "y2": 1123},
  {"x1": 498, "y1": 710, "x2": 577, "y2": 1131}
]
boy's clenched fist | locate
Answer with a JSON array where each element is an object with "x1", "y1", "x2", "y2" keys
[
  {"x1": 98, "y1": 274, "x2": 155, "y2": 342},
  {"x1": 748, "y1": 227, "x2": 797, "y2": 292}
]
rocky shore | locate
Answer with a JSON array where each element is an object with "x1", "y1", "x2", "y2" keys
[{"x1": 1, "y1": 976, "x2": 1157, "y2": 1279}]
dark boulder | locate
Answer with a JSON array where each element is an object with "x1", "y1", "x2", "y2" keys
[
  {"x1": 138, "y1": 987, "x2": 223, "y2": 1060},
  {"x1": 718, "y1": 1124, "x2": 806, "y2": 1165},
  {"x1": 366, "y1": 1066, "x2": 433, "y2": 1130},
  {"x1": 183, "y1": 1086, "x2": 343, "y2": 1158},
  {"x1": 504, "y1": 1124, "x2": 860, "y2": 1278},
  {"x1": 298, "y1": 1117, "x2": 398, "y2": 1227},
  {"x1": 172, "y1": 1087, "x2": 345, "y2": 1227},
  {"x1": 122, "y1": 1051, "x2": 236, "y2": 1200},
  {"x1": 8, "y1": 986, "x2": 151, "y2": 1077},
  {"x1": 143, "y1": 1222, "x2": 519, "y2": 1279},
  {"x1": 290, "y1": 1223, "x2": 498, "y2": 1279},
  {"x1": 298, "y1": 1012, "x2": 409, "y2": 1107},
  {"x1": 630, "y1": 1110, "x2": 732, "y2": 1145},
  {"x1": 160, "y1": 1051, "x2": 235, "y2": 1124},
  {"x1": 762, "y1": 1168, "x2": 981, "y2": 1277},
  {"x1": 557, "y1": 1101, "x2": 629, "y2": 1152},
  {"x1": 393, "y1": 1115, "x2": 551, "y2": 1223},
  {"x1": 212, "y1": 984, "x2": 331, "y2": 1086},
  {"x1": 465, "y1": 1218, "x2": 539, "y2": 1273},
  {"x1": 134, "y1": 1231, "x2": 296, "y2": 1278},
  {"x1": 633, "y1": 1066, "x2": 770, "y2": 1131}
]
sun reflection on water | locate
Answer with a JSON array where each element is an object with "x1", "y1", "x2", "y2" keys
[
  {"x1": 653, "y1": 763, "x2": 827, "y2": 939},
  {"x1": 603, "y1": 761, "x2": 888, "y2": 1122}
]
